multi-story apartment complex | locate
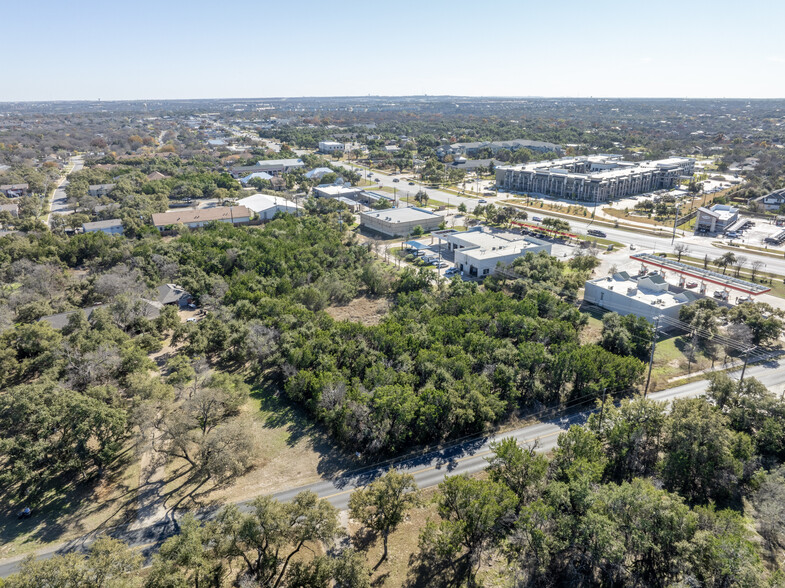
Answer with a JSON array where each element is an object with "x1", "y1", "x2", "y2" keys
[{"x1": 495, "y1": 155, "x2": 694, "y2": 202}]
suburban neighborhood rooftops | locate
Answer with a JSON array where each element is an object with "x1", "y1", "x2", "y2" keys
[{"x1": 0, "y1": 183, "x2": 29, "y2": 190}]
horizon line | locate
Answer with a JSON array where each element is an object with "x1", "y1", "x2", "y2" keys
[{"x1": 2, "y1": 94, "x2": 785, "y2": 105}]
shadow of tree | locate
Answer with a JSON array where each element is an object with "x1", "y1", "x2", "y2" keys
[
  {"x1": 404, "y1": 547, "x2": 468, "y2": 588},
  {"x1": 249, "y1": 375, "x2": 354, "y2": 481},
  {"x1": 0, "y1": 443, "x2": 140, "y2": 550}
]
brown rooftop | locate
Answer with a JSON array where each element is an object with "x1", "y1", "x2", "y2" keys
[{"x1": 152, "y1": 206, "x2": 250, "y2": 227}]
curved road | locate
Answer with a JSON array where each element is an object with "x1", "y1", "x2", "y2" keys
[{"x1": 1, "y1": 357, "x2": 783, "y2": 577}]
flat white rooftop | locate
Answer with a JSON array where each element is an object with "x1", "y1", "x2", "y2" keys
[
  {"x1": 444, "y1": 230, "x2": 519, "y2": 249},
  {"x1": 315, "y1": 185, "x2": 362, "y2": 196},
  {"x1": 588, "y1": 272, "x2": 698, "y2": 310},
  {"x1": 362, "y1": 207, "x2": 440, "y2": 223},
  {"x1": 461, "y1": 241, "x2": 538, "y2": 260}
]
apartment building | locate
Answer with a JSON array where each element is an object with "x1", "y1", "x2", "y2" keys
[{"x1": 495, "y1": 156, "x2": 695, "y2": 202}]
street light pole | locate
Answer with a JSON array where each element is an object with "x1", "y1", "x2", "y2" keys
[{"x1": 671, "y1": 204, "x2": 680, "y2": 245}]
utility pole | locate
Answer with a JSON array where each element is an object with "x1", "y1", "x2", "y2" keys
[
  {"x1": 738, "y1": 346, "x2": 753, "y2": 389},
  {"x1": 644, "y1": 316, "x2": 660, "y2": 396},
  {"x1": 671, "y1": 204, "x2": 680, "y2": 245}
]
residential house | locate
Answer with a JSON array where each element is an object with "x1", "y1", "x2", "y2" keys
[
  {"x1": 754, "y1": 188, "x2": 785, "y2": 212},
  {"x1": 239, "y1": 172, "x2": 274, "y2": 185},
  {"x1": 304, "y1": 167, "x2": 335, "y2": 181},
  {"x1": 88, "y1": 184, "x2": 116, "y2": 198},
  {"x1": 0, "y1": 203, "x2": 19, "y2": 218},
  {"x1": 83, "y1": 218, "x2": 124, "y2": 235},
  {"x1": 157, "y1": 284, "x2": 192, "y2": 307},
  {"x1": 0, "y1": 184, "x2": 29, "y2": 198}
]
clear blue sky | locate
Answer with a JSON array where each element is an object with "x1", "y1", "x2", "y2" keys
[{"x1": 4, "y1": 0, "x2": 784, "y2": 101}]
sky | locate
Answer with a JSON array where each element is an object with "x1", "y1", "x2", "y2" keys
[{"x1": 4, "y1": 0, "x2": 785, "y2": 101}]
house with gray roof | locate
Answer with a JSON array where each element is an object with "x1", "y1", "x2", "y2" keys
[
  {"x1": 83, "y1": 219, "x2": 123, "y2": 235},
  {"x1": 157, "y1": 284, "x2": 192, "y2": 307}
]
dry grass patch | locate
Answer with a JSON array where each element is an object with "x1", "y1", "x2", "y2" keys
[{"x1": 326, "y1": 296, "x2": 390, "y2": 326}]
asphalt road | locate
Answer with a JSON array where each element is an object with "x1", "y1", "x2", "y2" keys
[
  {"x1": 2, "y1": 358, "x2": 782, "y2": 577},
  {"x1": 334, "y1": 161, "x2": 486, "y2": 211},
  {"x1": 46, "y1": 156, "x2": 83, "y2": 226},
  {"x1": 507, "y1": 206, "x2": 785, "y2": 276},
  {"x1": 332, "y1": 160, "x2": 785, "y2": 276}
]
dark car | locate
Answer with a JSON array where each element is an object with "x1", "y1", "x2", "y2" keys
[{"x1": 408, "y1": 181, "x2": 415, "y2": 185}]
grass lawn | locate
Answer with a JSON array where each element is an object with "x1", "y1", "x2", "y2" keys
[{"x1": 648, "y1": 334, "x2": 720, "y2": 392}]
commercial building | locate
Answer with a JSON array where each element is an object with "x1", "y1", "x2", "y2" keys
[
  {"x1": 0, "y1": 183, "x2": 29, "y2": 198},
  {"x1": 313, "y1": 185, "x2": 363, "y2": 199},
  {"x1": 83, "y1": 218, "x2": 124, "y2": 235},
  {"x1": 438, "y1": 139, "x2": 562, "y2": 158},
  {"x1": 442, "y1": 228, "x2": 552, "y2": 277},
  {"x1": 359, "y1": 206, "x2": 443, "y2": 237},
  {"x1": 237, "y1": 194, "x2": 301, "y2": 219},
  {"x1": 230, "y1": 158, "x2": 304, "y2": 178},
  {"x1": 495, "y1": 155, "x2": 695, "y2": 202},
  {"x1": 318, "y1": 141, "x2": 346, "y2": 154},
  {"x1": 151, "y1": 206, "x2": 251, "y2": 230},
  {"x1": 584, "y1": 271, "x2": 701, "y2": 323},
  {"x1": 88, "y1": 184, "x2": 116, "y2": 198},
  {"x1": 694, "y1": 204, "x2": 739, "y2": 234}
]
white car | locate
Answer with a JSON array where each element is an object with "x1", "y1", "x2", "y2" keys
[{"x1": 186, "y1": 317, "x2": 198, "y2": 323}]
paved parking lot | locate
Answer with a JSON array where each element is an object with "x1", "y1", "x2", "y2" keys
[{"x1": 720, "y1": 218, "x2": 785, "y2": 250}]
